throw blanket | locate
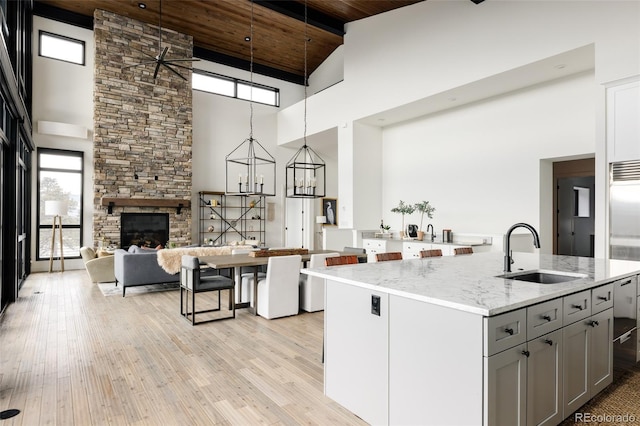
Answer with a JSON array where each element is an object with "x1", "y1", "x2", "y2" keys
[{"x1": 156, "y1": 246, "x2": 254, "y2": 275}]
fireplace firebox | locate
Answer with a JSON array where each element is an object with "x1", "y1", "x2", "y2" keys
[{"x1": 120, "y1": 213, "x2": 169, "y2": 250}]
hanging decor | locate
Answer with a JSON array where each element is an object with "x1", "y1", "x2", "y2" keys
[
  {"x1": 123, "y1": 0, "x2": 198, "y2": 81},
  {"x1": 225, "y1": 0, "x2": 276, "y2": 196},
  {"x1": 285, "y1": 0, "x2": 326, "y2": 199}
]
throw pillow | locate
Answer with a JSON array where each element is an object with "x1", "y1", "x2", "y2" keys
[{"x1": 96, "y1": 250, "x2": 114, "y2": 257}]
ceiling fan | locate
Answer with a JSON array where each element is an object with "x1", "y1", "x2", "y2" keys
[{"x1": 123, "y1": 0, "x2": 198, "y2": 81}]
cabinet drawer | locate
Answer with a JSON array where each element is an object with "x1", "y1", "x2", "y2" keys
[
  {"x1": 563, "y1": 290, "x2": 591, "y2": 325},
  {"x1": 527, "y1": 298, "x2": 563, "y2": 339},
  {"x1": 592, "y1": 283, "x2": 614, "y2": 314},
  {"x1": 484, "y1": 308, "x2": 527, "y2": 356}
]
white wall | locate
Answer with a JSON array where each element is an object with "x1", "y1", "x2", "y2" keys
[
  {"x1": 31, "y1": 17, "x2": 95, "y2": 271},
  {"x1": 382, "y1": 71, "x2": 595, "y2": 235}
]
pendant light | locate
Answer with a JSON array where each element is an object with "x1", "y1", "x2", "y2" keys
[
  {"x1": 285, "y1": 0, "x2": 326, "y2": 199},
  {"x1": 225, "y1": 0, "x2": 276, "y2": 196}
]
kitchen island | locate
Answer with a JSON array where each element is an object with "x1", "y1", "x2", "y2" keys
[{"x1": 302, "y1": 252, "x2": 640, "y2": 426}]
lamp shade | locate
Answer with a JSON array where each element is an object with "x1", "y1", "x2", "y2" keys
[
  {"x1": 45, "y1": 200, "x2": 68, "y2": 216},
  {"x1": 316, "y1": 215, "x2": 326, "y2": 224}
]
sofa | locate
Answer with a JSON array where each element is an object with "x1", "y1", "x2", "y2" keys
[
  {"x1": 80, "y1": 246, "x2": 116, "y2": 283},
  {"x1": 114, "y1": 246, "x2": 179, "y2": 296}
]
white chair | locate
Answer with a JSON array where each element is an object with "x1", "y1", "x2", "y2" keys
[
  {"x1": 232, "y1": 248, "x2": 265, "y2": 304},
  {"x1": 300, "y1": 252, "x2": 339, "y2": 312},
  {"x1": 249, "y1": 254, "x2": 302, "y2": 319}
]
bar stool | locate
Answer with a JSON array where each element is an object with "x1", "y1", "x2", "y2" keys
[
  {"x1": 375, "y1": 252, "x2": 403, "y2": 262},
  {"x1": 454, "y1": 247, "x2": 473, "y2": 255},
  {"x1": 420, "y1": 249, "x2": 443, "y2": 258},
  {"x1": 325, "y1": 255, "x2": 359, "y2": 266}
]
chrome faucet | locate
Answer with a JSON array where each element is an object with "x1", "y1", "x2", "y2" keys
[
  {"x1": 504, "y1": 223, "x2": 541, "y2": 272},
  {"x1": 426, "y1": 224, "x2": 435, "y2": 242}
]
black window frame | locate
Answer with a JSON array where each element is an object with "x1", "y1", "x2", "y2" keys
[
  {"x1": 36, "y1": 148, "x2": 84, "y2": 261},
  {"x1": 193, "y1": 69, "x2": 280, "y2": 107},
  {"x1": 38, "y1": 30, "x2": 86, "y2": 66}
]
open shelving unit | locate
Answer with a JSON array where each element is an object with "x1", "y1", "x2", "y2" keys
[{"x1": 199, "y1": 191, "x2": 266, "y2": 247}]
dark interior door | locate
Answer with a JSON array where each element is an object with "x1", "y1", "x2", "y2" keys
[{"x1": 557, "y1": 176, "x2": 595, "y2": 257}]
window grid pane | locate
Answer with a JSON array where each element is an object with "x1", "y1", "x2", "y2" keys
[{"x1": 193, "y1": 70, "x2": 279, "y2": 107}]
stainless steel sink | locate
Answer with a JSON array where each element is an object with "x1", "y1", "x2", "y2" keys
[{"x1": 496, "y1": 270, "x2": 588, "y2": 284}]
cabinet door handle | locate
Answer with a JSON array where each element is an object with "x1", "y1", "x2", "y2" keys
[
  {"x1": 542, "y1": 315, "x2": 552, "y2": 322},
  {"x1": 621, "y1": 279, "x2": 632, "y2": 286},
  {"x1": 504, "y1": 327, "x2": 514, "y2": 335},
  {"x1": 597, "y1": 296, "x2": 609, "y2": 301},
  {"x1": 544, "y1": 339, "x2": 553, "y2": 346},
  {"x1": 589, "y1": 320, "x2": 599, "y2": 327},
  {"x1": 521, "y1": 350, "x2": 530, "y2": 357},
  {"x1": 571, "y1": 304, "x2": 584, "y2": 311}
]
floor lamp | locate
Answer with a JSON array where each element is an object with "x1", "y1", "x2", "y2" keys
[{"x1": 45, "y1": 200, "x2": 67, "y2": 273}]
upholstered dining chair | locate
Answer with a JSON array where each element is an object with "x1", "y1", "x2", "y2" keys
[
  {"x1": 300, "y1": 252, "x2": 339, "y2": 312},
  {"x1": 254, "y1": 254, "x2": 302, "y2": 319},
  {"x1": 232, "y1": 248, "x2": 265, "y2": 305},
  {"x1": 420, "y1": 249, "x2": 443, "y2": 258},
  {"x1": 180, "y1": 255, "x2": 235, "y2": 325},
  {"x1": 375, "y1": 252, "x2": 403, "y2": 262},
  {"x1": 454, "y1": 247, "x2": 474, "y2": 255},
  {"x1": 325, "y1": 255, "x2": 359, "y2": 266}
]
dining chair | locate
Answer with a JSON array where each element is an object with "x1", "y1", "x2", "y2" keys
[
  {"x1": 420, "y1": 249, "x2": 443, "y2": 258},
  {"x1": 180, "y1": 255, "x2": 235, "y2": 325},
  {"x1": 325, "y1": 255, "x2": 359, "y2": 266},
  {"x1": 454, "y1": 247, "x2": 474, "y2": 255},
  {"x1": 375, "y1": 252, "x2": 403, "y2": 262},
  {"x1": 232, "y1": 248, "x2": 265, "y2": 304},
  {"x1": 300, "y1": 252, "x2": 339, "y2": 312},
  {"x1": 254, "y1": 254, "x2": 303, "y2": 319}
]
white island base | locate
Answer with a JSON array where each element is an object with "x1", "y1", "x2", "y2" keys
[{"x1": 325, "y1": 281, "x2": 483, "y2": 425}]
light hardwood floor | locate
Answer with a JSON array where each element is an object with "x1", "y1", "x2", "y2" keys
[{"x1": 0, "y1": 270, "x2": 366, "y2": 425}]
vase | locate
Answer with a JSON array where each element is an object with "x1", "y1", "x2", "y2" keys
[{"x1": 417, "y1": 231, "x2": 424, "y2": 241}]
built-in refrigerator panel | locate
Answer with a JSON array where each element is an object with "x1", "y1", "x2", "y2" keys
[{"x1": 610, "y1": 161, "x2": 640, "y2": 261}]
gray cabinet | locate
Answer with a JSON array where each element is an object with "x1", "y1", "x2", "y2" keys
[
  {"x1": 526, "y1": 329, "x2": 563, "y2": 426},
  {"x1": 485, "y1": 343, "x2": 527, "y2": 426},
  {"x1": 562, "y1": 308, "x2": 614, "y2": 417}
]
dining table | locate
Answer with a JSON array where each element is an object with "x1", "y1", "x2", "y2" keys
[{"x1": 199, "y1": 250, "x2": 367, "y2": 315}]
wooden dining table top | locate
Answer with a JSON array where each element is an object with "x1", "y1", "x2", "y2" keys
[{"x1": 200, "y1": 249, "x2": 366, "y2": 269}]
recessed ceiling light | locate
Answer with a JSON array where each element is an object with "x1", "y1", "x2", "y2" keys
[
  {"x1": 138, "y1": 2, "x2": 147, "y2": 9},
  {"x1": 555, "y1": 64, "x2": 566, "y2": 69},
  {"x1": 448, "y1": 97, "x2": 457, "y2": 102},
  {"x1": 245, "y1": 36, "x2": 251, "y2": 42}
]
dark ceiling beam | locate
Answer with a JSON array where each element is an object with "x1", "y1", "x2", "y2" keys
[
  {"x1": 33, "y1": 2, "x2": 93, "y2": 30},
  {"x1": 255, "y1": 1, "x2": 345, "y2": 37},
  {"x1": 193, "y1": 47, "x2": 305, "y2": 86}
]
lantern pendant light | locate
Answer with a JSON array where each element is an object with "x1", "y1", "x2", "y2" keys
[
  {"x1": 225, "y1": 0, "x2": 276, "y2": 196},
  {"x1": 285, "y1": 0, "x2": 326, "y2": 199}
]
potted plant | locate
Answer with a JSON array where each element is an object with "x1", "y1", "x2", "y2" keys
[
  {"x1": 414, "y1": 200, "x2": 436, "y2": 241},
  {"x1": 391, "y1": 200, "x2": 415, "y2": 238}
]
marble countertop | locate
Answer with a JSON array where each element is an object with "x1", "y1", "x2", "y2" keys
[
  {"x1": 364, "y1": 237, "x2": 489, "y2": 246},
  {"x1": 302, "y1": 252, "x2": 640, "y2": 316}
]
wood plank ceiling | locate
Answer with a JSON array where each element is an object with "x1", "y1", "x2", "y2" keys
[{"x1": 35, "y1": 0, "x2": 423, "y2": 84}]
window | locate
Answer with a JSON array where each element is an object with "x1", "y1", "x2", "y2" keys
[
  {"x1": 193, "y1": 70, "x2": 280, "y2": 107},
  {"x1": 39, "y1": 31, "x2": 85, "y2": 65},
  {"x1": 37, "y1": 149, "x2": 83, "y2": 260}
]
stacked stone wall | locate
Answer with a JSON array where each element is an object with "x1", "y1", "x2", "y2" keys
[{"x1": 93, "y1": 9, "x2": 193, "y2": 247}]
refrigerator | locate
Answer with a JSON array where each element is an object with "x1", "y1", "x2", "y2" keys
[{"x1": 610, "y1": 160, "x2": 640, "y2": 261}]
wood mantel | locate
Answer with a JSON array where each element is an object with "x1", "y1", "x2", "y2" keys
[{"x1": 101, "y1": 197, "x2": 191, "y2": 214}]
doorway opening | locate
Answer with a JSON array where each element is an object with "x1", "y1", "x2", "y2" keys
[{"x1": 553, "y1": 158, "x2": 595, "y2": 257}]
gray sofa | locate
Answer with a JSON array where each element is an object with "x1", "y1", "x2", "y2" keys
[{"x1": 114, "y1": 247, "x2": 179, "y2": 296}]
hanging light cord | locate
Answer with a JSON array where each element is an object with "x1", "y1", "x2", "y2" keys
[
  {"x1": 249, "y1": 0, "x2": 255, "y2": 140},
  {"x1": 303, "y1": 0, "x2": 308, "y2": 147},
  {"x1": 158, "y1": 0, "x2": 162, "y2": 53}
]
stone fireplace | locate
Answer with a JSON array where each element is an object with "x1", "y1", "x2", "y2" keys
[{"x1": 92, "y1": 10, "x2": 193, "y2": 247}]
